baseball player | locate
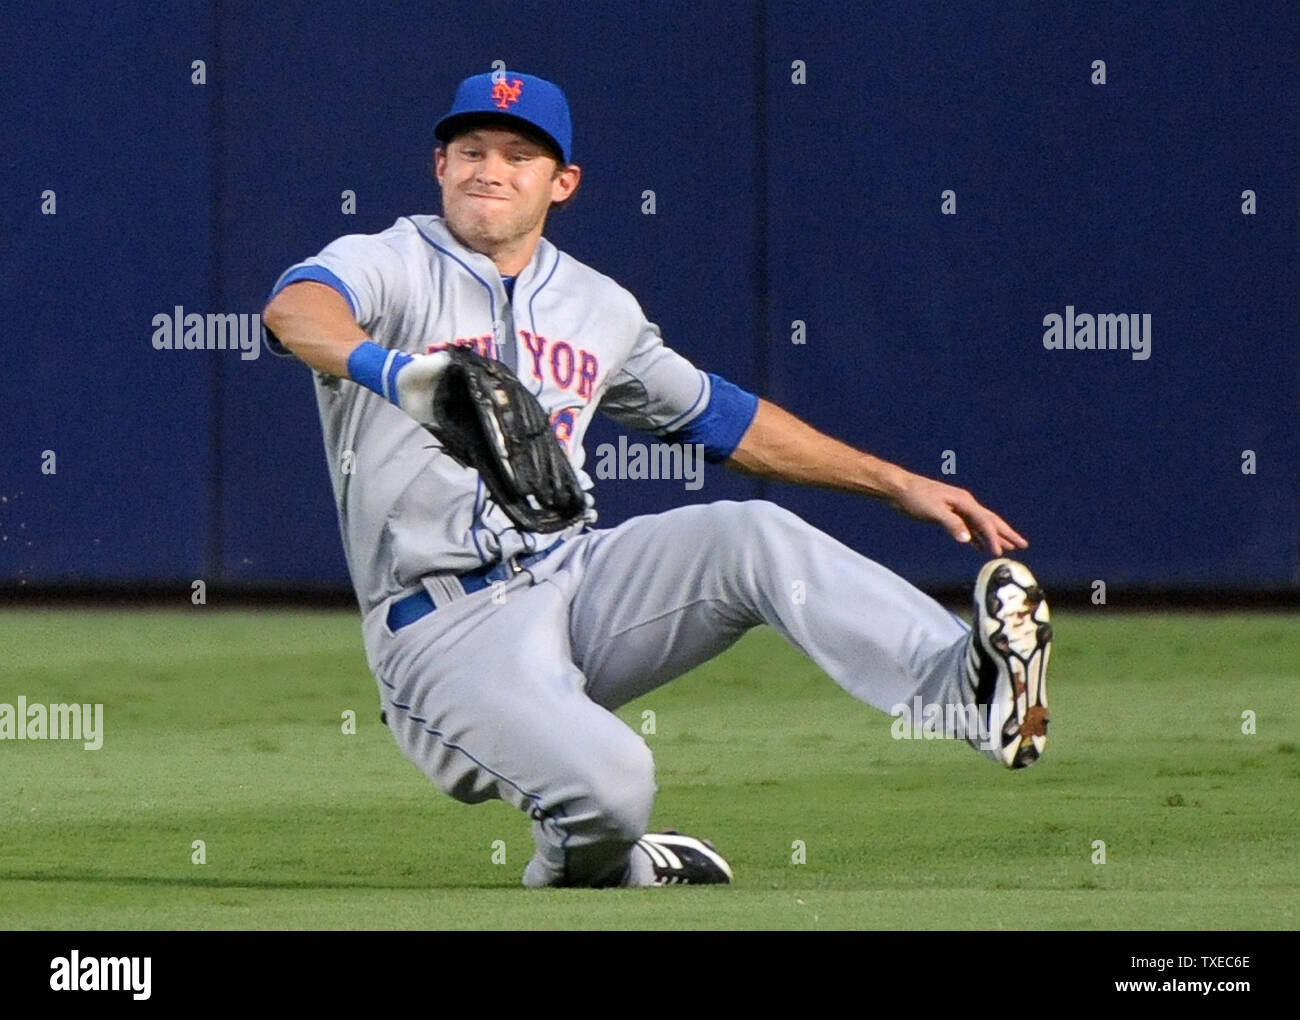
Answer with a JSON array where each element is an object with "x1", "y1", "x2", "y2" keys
[{"x1": 262, "y1": 70, "x2": 1053, "y2": 888}]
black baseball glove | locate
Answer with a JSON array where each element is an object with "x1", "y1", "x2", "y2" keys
[{"x1": 425, "y1": 346, "x2": 588, "y2": 534}]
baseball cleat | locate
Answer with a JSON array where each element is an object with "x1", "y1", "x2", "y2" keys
[
  {"x1": 963, "y1": 558, "x2": 1052, "y2": 769},
  {"x1": 636, "y1": 831, "x2": 733, "y2": 886}
]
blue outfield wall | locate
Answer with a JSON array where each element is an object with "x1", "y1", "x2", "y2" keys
[
  {"x1": 761, "y1": 0, "x2": 1299, "y2": 588},
  {"x1": 1, "y1": 0, "x2": 1295, "y2": 593},
  {"x1": 0, "y1": 3, "x2": 216, "y2": 584}
]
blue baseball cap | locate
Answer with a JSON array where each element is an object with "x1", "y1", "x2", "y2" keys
[{"x1": 435, "y1": 70, "x2": 573, "y2": 164}]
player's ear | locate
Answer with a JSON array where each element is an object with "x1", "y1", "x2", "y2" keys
[
  {"x1": 432, "y1": 146, "x2": 446, "y2": 184},
  {"x1": 551, "y1": 162, "x2": 580, "y2": 204}
]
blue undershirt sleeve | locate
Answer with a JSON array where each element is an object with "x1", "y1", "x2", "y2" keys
[{"x1": 661, "y1": 372, "x2": 759, "y2": 463}]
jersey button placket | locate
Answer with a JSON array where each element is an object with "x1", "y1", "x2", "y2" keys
[{"x1": 494, "y1": 286, "x2": 516, "y2": 372}]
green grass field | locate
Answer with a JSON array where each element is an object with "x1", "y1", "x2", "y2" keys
[{"x1": 0, "y1": 608, "x2": 1296, "y2": 930}]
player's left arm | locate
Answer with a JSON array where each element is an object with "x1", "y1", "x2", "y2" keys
[
  {"x1": 726, "y1": 398, "x2": 1027, "y2": 556},
  {"x1": 602, "y1": 303, "x2": 1024, "y2": 555}
]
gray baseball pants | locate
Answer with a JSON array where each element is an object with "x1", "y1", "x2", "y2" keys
[{"x1": 366, "y1": 499, "x2": 971, "y2": 887}]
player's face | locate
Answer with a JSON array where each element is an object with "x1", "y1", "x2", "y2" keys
[{"x1": 435, "y1": 128, "x2": 580, "y2": 269}]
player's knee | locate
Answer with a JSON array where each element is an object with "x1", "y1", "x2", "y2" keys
[
  {"x1": 584, "y1": 738, "x2": 656, "y2": 841},
  {"x1": 710, "y1": 499, "x2": 803, "y2": 546},
  {"x1": 743, "y1": 498, "x2": 800, "y2": 528}
]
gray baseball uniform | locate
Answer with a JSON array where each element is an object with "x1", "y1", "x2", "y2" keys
[{"x1": 269, "y1": 213, "x2": 972, "y2": 887}]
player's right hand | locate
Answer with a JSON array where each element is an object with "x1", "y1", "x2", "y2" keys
[{"x1": 393, "y1": 351, "x2": 452, "y2": 426}]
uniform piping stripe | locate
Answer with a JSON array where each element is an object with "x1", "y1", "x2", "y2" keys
[
  {"x1": 526, "y1": 248, "x2": 562, "y2": 398},
  {"x1": 404, "y1": 216, "x2": 496, "y2": 321},
  {"x1": 469, "y1": 478, "x2": 491, "y2": 565},
  {"x1": 657, "y1": 372, "x2": 710, "y2": 432},
  {"x1": 404, "y1": 217, "x2": 499, "y2": 556},
  {"x1": 379, "y1": 672, "x2": 573, "y2": 879}
]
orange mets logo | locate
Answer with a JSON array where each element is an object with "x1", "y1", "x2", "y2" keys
[{"x1": 492, "y1": 78, "x2": 523, "y2": 109}]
